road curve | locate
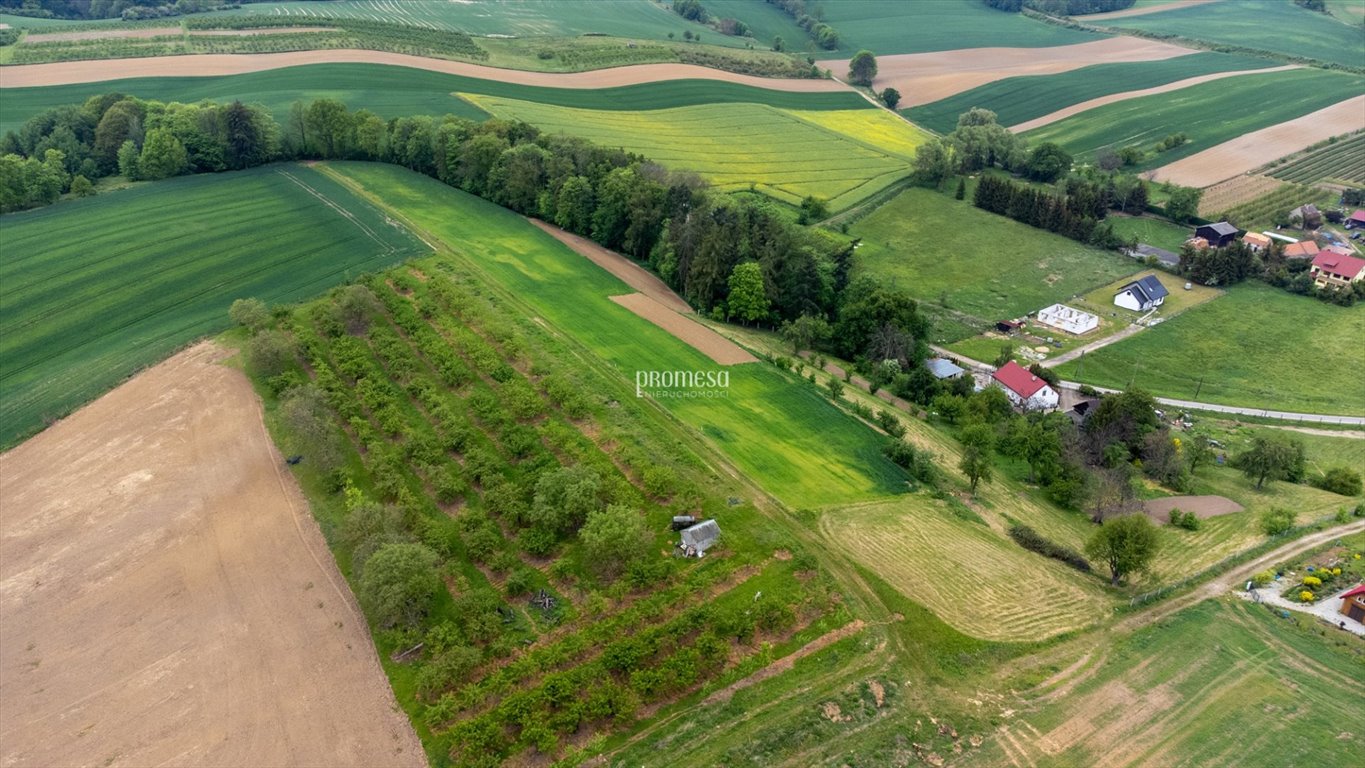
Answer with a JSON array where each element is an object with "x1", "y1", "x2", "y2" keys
[
  {"x1": 930, "y1": 344, "x2": 1365, "y2": 425},
  {"x1": 0, "y1": 49, "x2": 852, "y2": 91}
]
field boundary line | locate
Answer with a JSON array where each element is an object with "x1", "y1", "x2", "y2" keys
[{"x1": 276, "y1": 167, "x2": 398, "y2": 252}]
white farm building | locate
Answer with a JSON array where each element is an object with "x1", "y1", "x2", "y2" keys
[
  {"x1": 1113, "y1": 275, "x2": 1169, "y2": 312},
  {"x1": 1035, "y1": 303, "x2": 1098, "y2": 335}
]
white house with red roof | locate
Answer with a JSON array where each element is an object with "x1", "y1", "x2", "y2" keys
[
  {"x1": 1310, "y1": 251, "x2": 1365, "y2": 289},
  {"x1": 991, "y1": 361, "x2": 1059, "y2": 412}
]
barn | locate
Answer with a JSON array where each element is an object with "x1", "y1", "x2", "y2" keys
[
  {"x1": 1194, "y1": 221, "x2": 1241, "y2": 248},
  {"x1": 1113, "y1": 275, "x2": 1169, "y2": 312}
]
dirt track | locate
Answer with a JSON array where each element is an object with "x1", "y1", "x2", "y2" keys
[
  {"x1": 1080, "y1": 0, "x2": 1217, "y2": 21},
  {"x1": 0, "y1": 342, "x2": 423, "y2": 768},
  {"x1": 1010, "y1": 64, "x2": 1300, "y2": 132},
  {"x1": 1153, "y1": 95, "x2": 1365, "y2": 187},
  {"x1": 0, "y1": 49, "x2": 851, "y2": 90},
  {"x1": 610, "y1": 294, "x2": 757, "y2": 366},
  {"x1": 821, "y1": 37, "x2": 1193, "y2": 108},
  {"x1": 529, "y1": 219, "x2": 693, "y2": 314}
]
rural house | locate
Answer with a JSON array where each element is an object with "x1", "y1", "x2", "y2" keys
[
  {"x1": 1288, "y1": 203, "x2": 1322, "y2": 229},
  {"x1": 1194, "y1": 221, "x2": 1241, "y2": 248},
  {"x1": 1309, "y1": 251, "x2": 1365, "y2": 288},
  {"x1": 1035, "y1": 303, "x2": 1098, "y2": 334},
  {"x1": 925, "y1": 357, "x2": 965, "y2": 380},
  {"x1": 1241, "y1": 232, "x2": 1272, "y2": 252},
  {"x1": 1284, "y1": 240, "x2": 1320, "y2": 259},
  {"x1": 1113, "y1": 275, "x2": 1169, "y2": 312},
  {"x1": 678, "y1": 519, "x2": 720, "y2": 558},
  {"x1": 992, "y1": 361, "x2": 1059, "y2": 411},
  {"x1": 1346, "y1": 209, "x2": 1365, "y2": 229},
  {"x1": 1340, "y1": 584, "x2": 1365, "y2": 623}
]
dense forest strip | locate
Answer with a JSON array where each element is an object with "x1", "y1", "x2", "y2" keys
[{"x1": 0, "y1": 49, "x2": 853, "y2": 90}]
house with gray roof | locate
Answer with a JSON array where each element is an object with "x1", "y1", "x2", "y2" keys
[{"x1": 1113, "y1": 274, "x2": 1169, "y2": 312}]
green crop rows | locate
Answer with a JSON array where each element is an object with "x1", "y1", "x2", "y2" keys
[
  {"x1": 0, "y1": 63, "x2": 869, "y2": 137},
  {"x1": 0, "y1": 164, "x2": 427, "y2": 447},
  {"x1": 1267, "y1": 133, "x2": 1365, "y2": 186},
  {"x1": 1219, "y1": 182, "x2": 1335, "y2": 230},
  {"x1": 819, "y1": 0, "x2": 1101, "y2": 54},
  {"x1": 908, "y1": 52, "x2": 1280, "y2": 134},
  {"x1": 1022, "y1": 68, "x2": 1365, "y2": 169}
]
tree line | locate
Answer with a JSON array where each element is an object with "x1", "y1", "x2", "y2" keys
[
  {"x1": 1178, "y1": 237, "x2": 1365, "y2": 305},
  {"x1": 2, "y1": 92, "x2": 931, "y2": 370},
  {"x1": 764, "y1": 0, "x2": 840, "y2": 50},
  {"x1": 0, "y1": 0, "x2": 234, "y2": 20}
]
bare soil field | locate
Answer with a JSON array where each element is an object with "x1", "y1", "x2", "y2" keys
[
  {"x1": 0, "y1": 341, "x2": 423, "y2": 768},
  {"x1": 1143, "y1": 495, "x2": 1245, "y2": 522},
  {"x1": 1080, "y1": 0, "x2": 1218, "y2": 21},
  {"x1": 822, "y1": 37, "x2": 1193, "y2": 108},
  {"x1": 529, "y1": 218, "x2": 693, "y2": 314},
  {"x1": 1010, "y1": 64, "x2": 1298, "y2": 132},
  {"x1": 0, "y1": 49, "x2": 851, "y2": 90},
  {"x1": 610, "y1": 293, "x2": 757, "y2": 365},
  {"x1": 1153, "y1": 95, "x2": 1365, "y2": 187},
  {"x1": 1196, "y1": 173, "x2": 1284, "y2": 215},
  {"x1": 23, "y1": 27, "x2": 181, "y2": 42}
]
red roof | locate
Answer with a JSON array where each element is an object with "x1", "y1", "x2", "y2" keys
[
  {"x1": 1341, "y1": 584, "x2": 1365, "y2": 600},
  {"x1": 1349, "y1": 209, "x2": 1365, "y2": 223},
  {"x1": 1284, "y1": 241, "x2": 1319, "y2": 258},
  {"x1": 992, "y1": 360, "x2": 1050, "y2": 399},
  {"x1": 1311, "y1": 251, "x2": 1365, "y2": 278}
]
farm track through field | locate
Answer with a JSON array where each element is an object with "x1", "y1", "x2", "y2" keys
[
  {"x1": 1078, "y1": 0, "x2": 1218, "y2": 20},
  {"x1": 823, "y1": 37, "x2": 1194, "y2": 108},
  {"x1": 1009, "y1": 64, "x2": 1299, "y2": 132},
  {"x1": 0, "y1": 49, "x2": 852, "y2": 90}
]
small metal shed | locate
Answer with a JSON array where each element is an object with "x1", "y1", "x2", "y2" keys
[{"x1": 679, "y1": 519, "x2": 720, "y2": 557}]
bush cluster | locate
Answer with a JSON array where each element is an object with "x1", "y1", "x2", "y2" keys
[{"x1": 1008, "y1": 524, "x2": 1092, "y2": 573}]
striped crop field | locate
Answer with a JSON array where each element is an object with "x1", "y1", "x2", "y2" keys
[
  {"x1": 0, "y1": 164, "x2": 427, "y2": 447},
  {"x1": 462, "y1": 94, "x2": 918, "y2": 210},
  {"x1": 1266, "y1": 132, "x2": 1365, "y2": 186},
  {"x1": 907, "y1": 52, "x2": 1280, "y2": 135},
  {"x1": 820, "y1": 497, "x2": 1114, "y2": 642}
]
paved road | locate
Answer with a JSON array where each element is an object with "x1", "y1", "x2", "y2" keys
[{"x1": 930, "y1": 345, "x2": 1365, "y2": 426}]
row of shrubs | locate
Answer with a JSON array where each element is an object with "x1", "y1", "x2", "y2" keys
[{"x1": 1008, "y1": 524, "x2": 1092, "y2": 573}]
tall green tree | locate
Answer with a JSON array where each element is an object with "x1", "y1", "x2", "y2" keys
[
  {"x1": 959, "y1": 422, "x2": 995, "y2": 494},
  {"x1": 1086, "y1": 514, "x2": 1159, "y2": 585},
  {"x1": 580, "y1": 504, "x2": 651, "y2": 581},
  {"x1": 358, "y1": 542, "x2": 440, "y2": 628},
  {"x1": 726, "y1": 261, "x2": 769, "y2": 325},
  {"x1": 1231, "y1": 436, "x2": 1302, "y2": 489},
  {"x1": 137, "y1": 127, "x2": 188, "y2": 180},
  {"x1": 1165, "y1": 185, "x2": 1202, "y2": 223},
  {"x1": 848, "y1": 50, "x2": 878, "y2": 86}
]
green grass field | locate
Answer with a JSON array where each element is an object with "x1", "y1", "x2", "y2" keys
[
  {"x1": 988, "y1": 598, "x2": 1365, "y2": 766},
  {"x1": 463, "y1": 95, "x2": 923, "y2": 209},
  {"x1": 1054, "y1": 282, "x2": 1365, "y2": 415},
  {"x1": 818, "y1": 0, "x2": 1102, "y2": 54},
  {"x1": 0, "y1": 164, "x2": 427, "y2": 447},
  {"x1": 1022, "y1": 68, "x2": 1365, "y2": 169},
  {"x1": 849, "y1": 188, "x2": 1140, "y2": 341},
  {"x1": 322, "y1": 162, "x2": 908, "y2": 507},
  {"x1": 1108, "y1": 214, "x2": 1191, "y2": 252},
  {"x1": 1266, "y1": 132, "x2": 1365, "y2": 186},
  {"x1": 907, "y1": 52, "x2": 1281, "y2": 134},
  {"x1": 0, "y1": 63, "x2": 870, "y2": 137},
  {"x1": 1098, "y1": 0, "x2": 1365, "y2": 69}
]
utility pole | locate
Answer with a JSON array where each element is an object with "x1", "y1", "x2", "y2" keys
[
  {"x1": 1128, "y1": 357, "x2": 1139, "y2": 389},
  {"x1": 1193, "y1": 374, "x2": 1204, "y2": 400}
]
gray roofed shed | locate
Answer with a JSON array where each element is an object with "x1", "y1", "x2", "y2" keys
[
  {"x1": 925, "y1": 358, "x2": 965, "y2": 380},
  {"x1": 680, "y1": 519, "x2": 720, "y2": 557}
]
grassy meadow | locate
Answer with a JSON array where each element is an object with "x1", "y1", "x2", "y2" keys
[
  {"x1": 1108, "y1": 214, "x2": 1192, "y2": 253},
  {"x1": 819, "y1": 0, "x2": 1101, "y2": 54},
  {"x1": 848, "y1": 187, "x2": 1140, "y2": 341},
  {"x1": 0, "y1": 63, "x2": 869, "y2": 136},
  {"x1": 1022, "y1": 67, "x2": 1365, "y2": 169},
  {"x1": 322, "y1": 162, "x2": 909, "y2": 507},
  {"x1": 1098, "y1": 0, "x2": 1365, "y2": 69},
  {"x1": 462, "y1": 95, "x2": 922, "y2": 209},
  {"x1": 0, "y1": 164, "x2": 426, "y2": 447},
  {"x1": 907, "y1": 51, "x2": 1280, "y2": 134},
  {"x1": 1054, "y1": 282, "x2": 1365, "y2": 415}
]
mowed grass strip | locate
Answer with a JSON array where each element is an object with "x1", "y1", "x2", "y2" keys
[
  {"x1": 1098, "y1": 0, "x2": 1365, "y2": 69},
  {"x1": 0, "y1": 164, "x2": 426, "y2": 447},
  {"x1": 1021, "y1": 68, "x2": 1365, "y2": 169},
  {"x1": 907, "y1": 52, "x2": 1280, "y2": 135},
  {"x1": 0, "y1": 63, "x2": 870, "y2": 136},
  {"x1": 323, "y1": 162, "x2": 909, "y2": 506},
  {"x1": 849, "y1": 188, "x2": 1140, "y2": 341},
  {"x1": 1053, "y1": 282, "x2": 1365, "y2": 415},
  {"x1": 820, "y1": 497, "x2": 1113, "y2": 642},
  {"x1": 819, "y1": 0, "x2": 1101, "y2": 54},
  {"x1": 462, "y1": 95, "x2": 913, "y2": 210}
]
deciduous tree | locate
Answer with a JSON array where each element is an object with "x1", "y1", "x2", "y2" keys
[
  {"x1": 1086, "y1": 514, "x2": 1158, "y2": 585},
  {"x1": 848, "y1": 50, "x2": 878, "y2": 86}
]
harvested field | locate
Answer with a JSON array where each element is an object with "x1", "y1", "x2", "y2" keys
[
  {"x1": 1197, "y1": 174, "x2": 1284, "y2": 216},
  {"x1": 1154, "y1": 96, "x2": 1365, "y2": 187},
  {"x1": 610, "y1": 293, "x2": 757, "y2": 366},
  {"x1": 822, "y1": 37, "x2": 1193, "y2": 108},
  {"x1": 22, "y1": 27, "x2": 181, "y2": 42},
  {"x1": 529, "y1": 218, "x2": 692, "y2": 314},
  {"x1": 1144, "y1": 495, "x2": 1245, "y2": 523},
  {"x1": 1010, "y1": 64, "x2": 1297, "y2": 132},
  {"x1": 0, "y1": 49, "x2": 852, "y2": 90},
  {"x1": 1080, "y1": 0, "x2": 1217, "y2": 20},
  {"x1": 0, "y1": 341, "x2": 422, "y2": 768}
]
